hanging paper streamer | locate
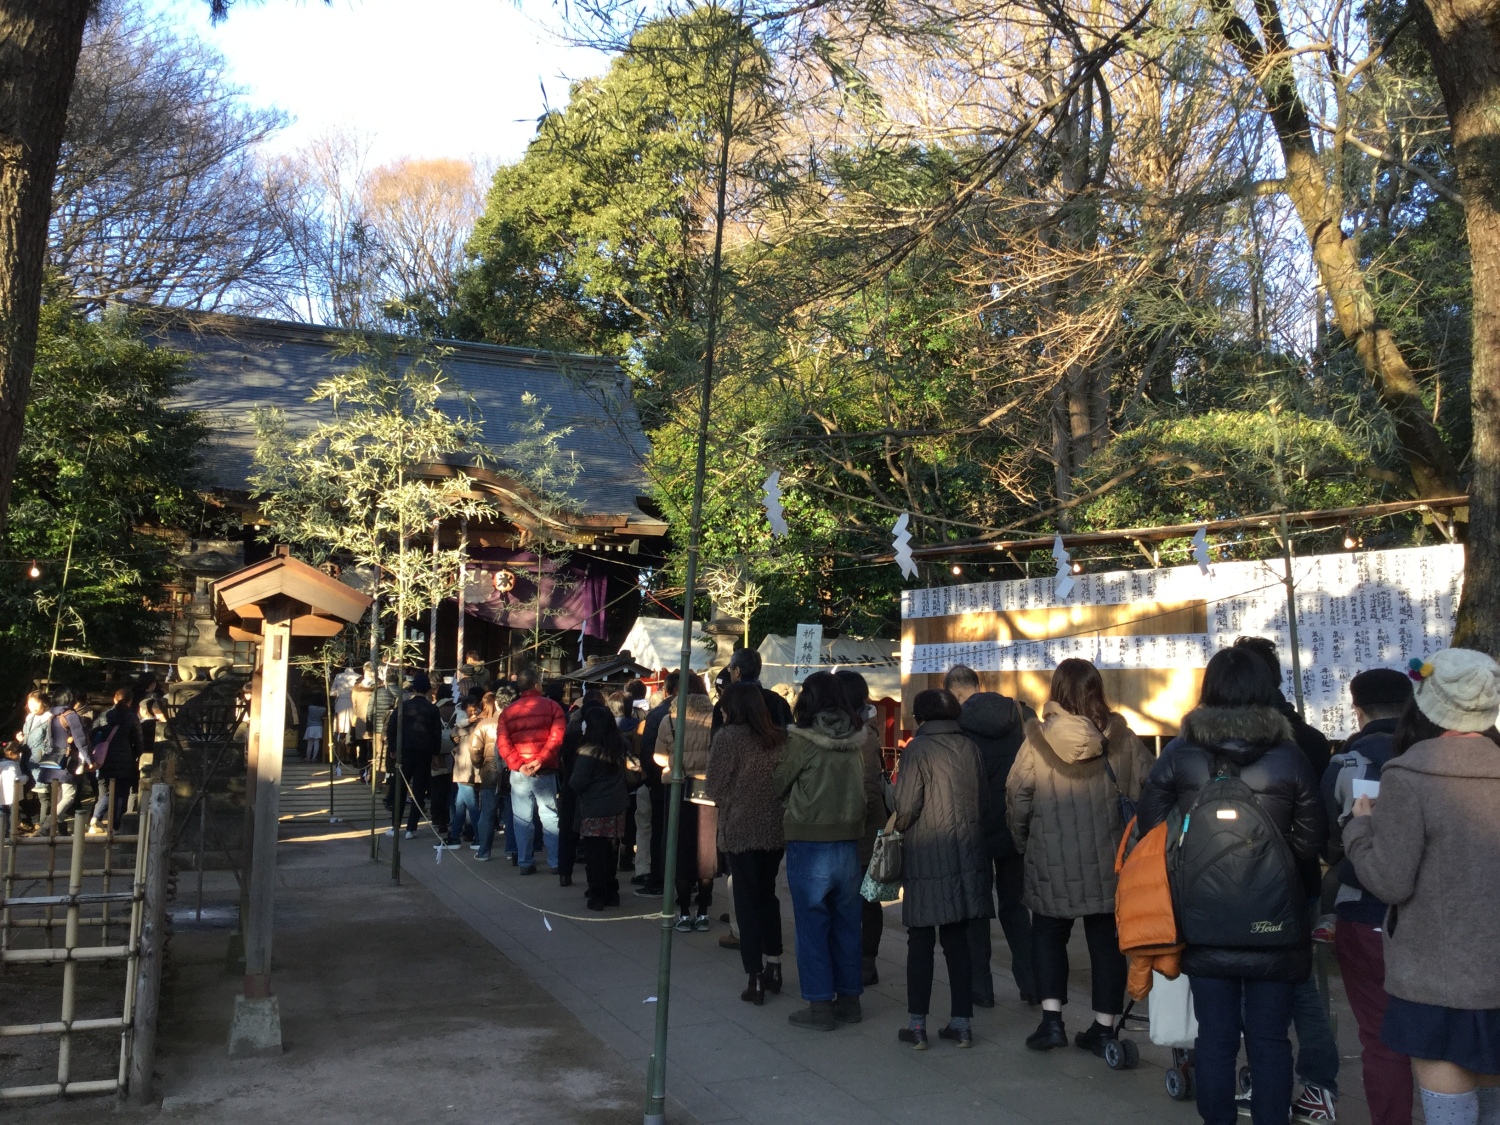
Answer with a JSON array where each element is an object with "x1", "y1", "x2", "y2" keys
[
  {"x1": 763, "y1": 470, "x2": 789, "y2": 537},
  {"x1": 1191, "y1": 527, "x2": 1212, "y2": 575},
  {"x1": 892, "y1": 513, "x2": 918, "y2": 580},
  {"x1": 1052, "y1": 534, "x2": 1075, "y2": 600}
]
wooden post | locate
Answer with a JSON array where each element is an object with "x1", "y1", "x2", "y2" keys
[
  {"x1": 229, "y1": 598, "x2": 290, "y2": 1056},
  {"x1": 127, "y1": 783, "x2": 171, "y2": 1104},
  {"x1": 56, "y1": 812, "x2": 86, "y2": 1090},
  {"x1": 230, "y1": 660, "x2": 263, "y2": 973}
]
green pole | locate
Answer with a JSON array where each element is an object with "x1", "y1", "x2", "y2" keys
[{"x1": 644, "y1": 17, "x2": 744, "y2": 1125}]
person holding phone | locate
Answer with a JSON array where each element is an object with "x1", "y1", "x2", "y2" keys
[
  {"x1": 1322, "y1": 668, "x2": 1415, "y2": 1125},
  {"x1": 1345, "y1": 648, "x2": 1500, "y2": 1125}
]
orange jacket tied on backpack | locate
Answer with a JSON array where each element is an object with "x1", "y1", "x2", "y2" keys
[{"x1": 1113, "y1": 814, "x2": 1183, "y2": 1000}]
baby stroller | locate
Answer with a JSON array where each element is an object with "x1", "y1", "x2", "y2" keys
[{"x1": 1146, "y1": 970, "x2": 1250, "y2": 1101}]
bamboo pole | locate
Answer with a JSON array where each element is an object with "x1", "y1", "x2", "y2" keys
[
  {"x1": 644, "y1": 17, "x2": 744, "y2": 1124},
  {"x1": 56, "y1": 812, "x2": 86, "y2": 1090},
  {"x1": 128, "y1": 782, "x2": 171, "y2": 1103}
]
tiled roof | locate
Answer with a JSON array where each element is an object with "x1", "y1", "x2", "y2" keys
[{"x1": 143, "y1": 309, "x2": 664, "y2": 533}]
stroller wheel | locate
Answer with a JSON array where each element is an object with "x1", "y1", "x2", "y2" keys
[
  {"x1": 1165, "y1": 1062, "x2": 1192, "y2": 1100},
  {"x1": 1103, "y1": 1037, "x2": 1139, "y2": 1070},
  {"x1": 1238, "y1": 1065, "x2": 1253, "y2": 1096}
]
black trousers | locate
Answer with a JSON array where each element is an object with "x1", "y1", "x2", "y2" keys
[
  {"x1": 907, "y1": 921, "x2": 973, "y2": 1019},
  {"x1": 557, "y1": 786, "x2": 579, "y2": 877},
  {"x1": 969, "y1": 853, "x2": 1036, "y2": 1001},
  {"x1": 644, "y1": 781, "x2": 666, "y2": 886},
  {"x1": 391, "y1": 767, "x2": 430, "y2": 834},
  {"x1": 726, "y1": 849, "x2": 784, "y2": 975},
  {"x1": 429, "y1": 774, "x2": 451, "y2": 833},
  {"x1": 582, "y1": 835, "x2": 620, "y2": 902},
  {"x1": 1031, "y1": 911, "x2": 1127, "y2": 1015},
  {"x1": 861, "y1": 897, "x2": 884, "y2": 959}
]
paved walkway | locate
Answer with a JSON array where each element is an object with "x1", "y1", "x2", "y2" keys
[{"x1": 402, "y1": 831, "x2": 1381, "y2": 1125}]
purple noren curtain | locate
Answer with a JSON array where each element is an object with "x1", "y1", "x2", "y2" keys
[{"x1": 462, "y1": 549, "x2": 608, "y2": 638}]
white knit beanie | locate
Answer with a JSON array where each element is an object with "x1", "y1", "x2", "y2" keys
[{"x1": 1414, "y1": 648, "x2": 1500, "y2": 733}]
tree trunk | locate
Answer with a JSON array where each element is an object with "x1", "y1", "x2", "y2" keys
[
  {"x1": 1212, "y1": 0, "x2": 1464, "y2": 499},
  {"x1": 1413, "y1": 0, "x2": 1500, "y2": 651},
  {"x1": 0, "y1": 1, "x2": 90, "y2": 528}
]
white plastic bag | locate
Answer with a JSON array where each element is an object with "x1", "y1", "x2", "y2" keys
[{"x1": 1148, "y1": 970, "x2": 1198, "y2": 1048}]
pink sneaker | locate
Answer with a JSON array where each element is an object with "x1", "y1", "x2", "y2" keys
[{"x1": 1311, "y1": 915, "x2": 1337, "y2": 945}]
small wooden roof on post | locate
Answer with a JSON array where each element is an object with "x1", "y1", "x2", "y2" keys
[{"x1": 214, "y1": 545, "x2": 371, "y2": 1058}]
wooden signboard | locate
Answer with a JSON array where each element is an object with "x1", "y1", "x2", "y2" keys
[{"x1": 901, "y1": 543, "x2": 1463, "y2": 738}]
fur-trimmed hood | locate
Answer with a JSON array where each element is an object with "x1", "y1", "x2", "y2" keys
[
  {"x1": 1179, "y1": 705, "x2": 1295, "y2": 766},
  {"x1": 790, "y1": 709, "x2": 865, "y2": 751}
]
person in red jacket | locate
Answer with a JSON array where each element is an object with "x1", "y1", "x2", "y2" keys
[{"x1": 496, "y1": 667, "x2": 566, "y2": 873}]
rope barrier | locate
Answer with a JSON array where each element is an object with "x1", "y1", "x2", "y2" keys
[{"x1": 388, "y1": 765, "x2": 664, "y2": 925}]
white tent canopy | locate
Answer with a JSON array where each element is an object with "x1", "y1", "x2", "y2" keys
[
  {"x1": 757, "y1": 634, "x2": 901, "y2": 701},
  {"x1": 618, "y1": 616, "x2": 713, "y2": 673}
]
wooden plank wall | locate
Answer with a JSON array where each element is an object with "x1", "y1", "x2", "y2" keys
[{"x1": 902, "y1": 599, "x2": 1209, "y2": 737}]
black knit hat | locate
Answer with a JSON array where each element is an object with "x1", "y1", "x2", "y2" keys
[{"x1": 1349, "y1": 667, "x2": 1413, "y2": 708}]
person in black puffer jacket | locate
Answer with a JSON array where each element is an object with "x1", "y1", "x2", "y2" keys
[
  {"x1": 1137, "y1": 647, "x2": 1326, "y2": 1125},
  {"x1": 946, "y1": 665, "x2": 1038, "y2": 1008},
  {"x1": 386, "y1": 673, "x2": 444, "y2": 838},
  {"x1": 568, "y1": 705, "x2": 630, "y2": 910},
  {"x1": 90, "y1": 688, "x2": 143, "y2": 832}
]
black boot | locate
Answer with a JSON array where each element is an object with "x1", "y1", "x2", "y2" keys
[
  {"x1": 1026, "y1": 1012, "x2": 1068, "y2": 1051},
  {"x1": 741, "y1": 973, "x2": 765, "y2": 1006},
  {"x1": 762, "y1": 962, "x2": 782, "y2": 994}
]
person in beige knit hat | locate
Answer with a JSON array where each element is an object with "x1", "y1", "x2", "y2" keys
[{"x1": 1344, "y1": 647, "x2": 1500, "y2": 1125}]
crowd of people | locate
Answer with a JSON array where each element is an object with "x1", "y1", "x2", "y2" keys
[
  {"x1": 360, "y1": 637, "x2": 1500, "y2": 1125},
  {"x1": 2, "y1": 675, "x2": 166, "y2": 837},
  {"x1": 9, "y1": 634, "x2": 1499, "y2": 1125}
]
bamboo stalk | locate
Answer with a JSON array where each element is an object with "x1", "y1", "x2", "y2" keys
[{"x1": 57, "y1": 812, "x2": 86, "y2": 1089}]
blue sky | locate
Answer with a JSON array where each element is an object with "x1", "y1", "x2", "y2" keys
[{"x1": 144, "y1": 0, "x2": 612, "y2": 166}]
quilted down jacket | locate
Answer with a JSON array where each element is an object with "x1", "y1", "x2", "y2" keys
[
  {"x1": 1137, "y1": 705, "x2": 1326, "y2": 982},
  {"x1": 1007, "y1": 703, "x2": 1153, "y2": 919},
  {"x1": 652, "y1": 694, "x2": 715, "y2": 778},
  {"x1": 495, "y1": 690, "x2": 566, "y2": 772},
  {"x1": 893, "y1": 719, "x2": 994, "y2": 929}
]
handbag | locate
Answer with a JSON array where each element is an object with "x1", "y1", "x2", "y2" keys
[
  {"x1": 1100, "y1": 739, "x2": 1136, "y2": 827},
  {"x1": 867, "y1": 810, "x2": 902, "y2": 884},
  {"x1": 686, "y1": 775, "x2": 715, "y2": 806}
]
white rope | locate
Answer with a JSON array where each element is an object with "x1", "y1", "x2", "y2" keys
[{"x1": 390, "y1": 766, "x2": 664, "y2": 924}]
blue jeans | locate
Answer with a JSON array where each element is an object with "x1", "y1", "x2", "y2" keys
[
  {"x1": 474, "y1": 787, "x2": 498, "y2": 858},
  {"x1": 449, "y1": 784, "x2": 481, "y2": 844},
  {"x1": 1191, "y1": 976, "x2": 1295, "y2": 1125},
  {"x1": 1293, "y1": 975, "x2": 1340, "y2": 1093},
  {"x1": 508, "y1": 770, "x2": 559, "y2": 869},
  {"x1": 784, "y1": 840, "x2": 863, "y2": 1003}
]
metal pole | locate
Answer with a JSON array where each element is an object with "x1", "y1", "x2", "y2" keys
[
  {"x1": 645, "y1": 19, "x2": 744, "y2": 1125},
  {"x1": 369, "y1": 587, "x2": 382, "y2": 861},
  {"x1": 1279, "y1": 512, "x2": 1306, "y2": 716},
  {"x1": 429, "y1": 521, "x2": 440, "y2": 678}
]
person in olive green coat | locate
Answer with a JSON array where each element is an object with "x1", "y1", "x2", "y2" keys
[{"x1": 774, "y1": 672, "x2": 868, "y2": 1032}]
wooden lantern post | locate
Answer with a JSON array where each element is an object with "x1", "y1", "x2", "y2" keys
[{"x1": 213, "y1": 547, "x2": 371, "y2": 1057}]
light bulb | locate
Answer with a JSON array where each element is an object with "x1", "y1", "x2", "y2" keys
[
  {"x1": 27, "y1": 560, "x2": 39, "y2": 579},
  {"x1": 950, "y1": 564, "x2": 963, "y2": 576},
  {"x1": 1343, "y1": 536, "x2": 1357, "y2": 550},
  {"x1": 1071, "y1": 562, "x2": 1083, "y2": 574}
]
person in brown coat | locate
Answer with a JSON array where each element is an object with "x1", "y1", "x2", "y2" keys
[
  {"x1": 653, "y1": 674, "x2": 717, "y2": 931},
  {"x1": 706, "y1": 682, "x2": 788, "y2": 1005},
  {"x1": 1344, "y1": 647, "x2": 1500, "y2": 1125},
  {"x1": 1007, "y1": 657, "x2": 1152, "y2": 1055}
]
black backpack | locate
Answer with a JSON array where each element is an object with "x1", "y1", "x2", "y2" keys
[{"x1": 1170, "y1": 756, "x2": 1302, "y2": 948}]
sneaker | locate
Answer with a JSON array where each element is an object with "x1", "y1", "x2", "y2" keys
[
  {"x1": 403, "y1": 830, "x2": 416, "y2": 840},
  {"x1": 633, "y1": 884, "x2": 663, "y2": 898},
  {"x1": 518, "y1": 864, "x2": 537, "y2": 875},
  {"x1": 1235, "y1": 1092, "x2": 1253, "y2": 1119},
  {"x1": 384, "y1": 828, "x2": 395, "y2": 837},
  {"x1": 630, "y1": 874, "x2": 649, "y2": 886},
  {"x1": 693, "y1": 913, "x2": 709, "y2": 932},
  {"x1": 1293, "y1": 1084, "x2": 1337, "y2": 1123},
  {"x1": 673, "y1": 914, "x2": 693, "y2": 933},
  {"x1": 474, "y1": 853, "x2": 492, "y2": 862},
  {"x1": 1311, "y1": 915, "x2": 1338, "y2": 945},
  {"x1": 469, "y1": 844, "x2": 481, "y2": 851},
  {"x1": 440, "y1": 842, "x2": 462, "y2": 850}
]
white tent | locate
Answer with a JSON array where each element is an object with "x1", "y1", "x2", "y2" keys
[
  {"x1": 757, "y1": 634, "x2": 902, "y2": 701},
  {"x1": 618, "y1": 616, "x2": 714, "y2": 672}
]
